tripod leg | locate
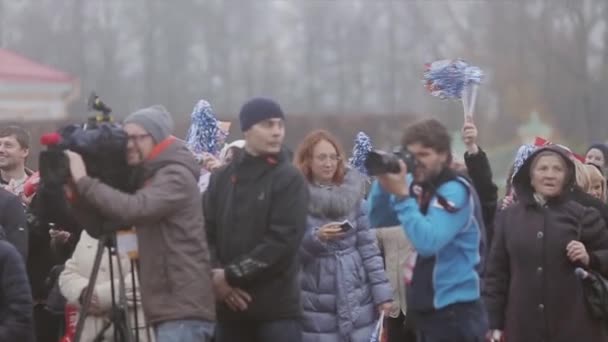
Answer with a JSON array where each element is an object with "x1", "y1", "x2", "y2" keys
[
  {"x1": 135, "y1": 261, "x2": 154, "y2": 342},
  {"x1": 74, "y1": 236, "x2": 108, "y2": 342},
  {"x1": 114, "y1": 244, "x2": 135, "y2": 342},
  {"x1": 92, "y1": 320, "x2": 113, "y2": 342},
  {"x1": 107, "y1": 246, "x2": 118, "y2": 340},
  {"x1": 131, "y1": 259, "x2": 140, "y2": 342}
]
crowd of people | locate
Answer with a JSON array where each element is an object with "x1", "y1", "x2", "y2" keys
[{"x1": 1, "y1": 97, "x2": 608, "y2": 342}]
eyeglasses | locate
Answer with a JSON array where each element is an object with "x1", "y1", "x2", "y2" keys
[
  {"x1": 127, "y1": 134, "x2": 152, "y2": 143},
  {"x1": 314, "y1": 154, "x2": 341, "y2": 163}
]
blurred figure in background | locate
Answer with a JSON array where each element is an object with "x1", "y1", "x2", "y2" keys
[
  {"x1": 59, "y1": 231, "x2": 151, "y2": 341},
  {"x1": 197, "y1": 139, "x2": 246, "y2": 193},
  {"x1": 0, "y1": 125, "x2": 34, "y2": 200},
  {"x1": 585, "y1": 143, "x2": 608, "y2": 172},
  {"x1": 219, "y1": 140, "x2": 245, "y2": 165},
  {"x1": 568, "y1": 153, "x2": 608, "y2": 225},
  {"x1": 573, "y1": 158, "x2": 591, "y2": 193},
  {"x1": 0, "y1": 229, "x2": 35, "y2": 342},
  {"x1": 585, "y1": 164, "x2": 607, "y2": 203},
  {"x1": 369, "y1": 177, "x2": 416, "y2": 342},
  {"x1": 0, "y1": 187, "x2": 27, "y2": 259}
]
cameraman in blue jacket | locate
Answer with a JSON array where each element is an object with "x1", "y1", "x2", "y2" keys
[{"x1": 369, "y1": 119, "x2": 488, "y2": 342}]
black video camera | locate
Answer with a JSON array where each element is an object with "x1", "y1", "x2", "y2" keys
[
  {"x1": 364, "y1": 147, "x2": 417, "y2": 176},
  {"x1": 30, "y1": 94, "x2": 138, "y2": 236}
]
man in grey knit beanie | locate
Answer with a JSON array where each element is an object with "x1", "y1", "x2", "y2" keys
[
  {"x1": 124, "y1": 105, "x2": 174, "y2": 144},
  {"x1": 63, "y1": 104, "x2": 217, "y2": 341},
  {"x1": 120, "y1": 105, "x2": 174, "y2": 165}
]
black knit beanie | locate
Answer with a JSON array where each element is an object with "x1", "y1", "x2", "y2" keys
[{"x1": 239, "y1": 97, "x2": 285, "y2": 132}]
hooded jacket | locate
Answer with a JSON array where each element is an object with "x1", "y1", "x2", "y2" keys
[
  {"x1": 74, "y1": 137, "x2": 216, "y2": 324},
  {"x1": 484, "y1": 146, "x2": 608, "y2": 342}
]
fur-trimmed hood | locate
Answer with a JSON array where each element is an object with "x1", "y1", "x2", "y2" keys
[{"x1": 308, "y1": 169, "x2": 366, "y2": 220}]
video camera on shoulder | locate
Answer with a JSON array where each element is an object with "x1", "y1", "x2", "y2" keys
[
  {"x1": 364, "y1": 147, "x2": 417, "y2": 176},
  {"x1": 30, "y1": 93, "x2": 137, "y2": 236}
]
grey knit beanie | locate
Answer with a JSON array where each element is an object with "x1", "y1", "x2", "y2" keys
[{"x1": 124, "y1": 105, "x2": 174, "y2": 143}]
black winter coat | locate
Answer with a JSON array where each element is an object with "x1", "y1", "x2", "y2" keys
[
  {"x1": 569, "y1": 187, "x2": 608, "y2": 225},
  {"x1": 204, "y1": 149, "x2": 309, "y2": 321},
  {"x1": 0, "y1": 240, "x2": 35, "y2": 342},
  {"x1": 464, "y1": 148, "x2": 498, "y2": 249},
  {"x1": 0, "y1": 188, "x2": 28, "y2": 260},
  {"x1": 484, "y1": 146, "x2": 608, "y2": 342}
]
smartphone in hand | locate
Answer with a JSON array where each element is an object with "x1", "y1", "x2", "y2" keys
[{"x1": 339, "y1": 220, "x2": 354, "y2": 232}]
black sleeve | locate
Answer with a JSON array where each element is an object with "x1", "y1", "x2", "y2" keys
[
  {"x1": 592, "y1": 201, "x2": 608, "y2": 229},
  {"x1": 579, "y1": 207, "x2": 608, "y2": 276},
  {"x1": 225, "y1": 169, "x2": 309, "y2": 287},
  {"x1": 203, "y1": 172, "x2": 221, "y2": 268},
  {"x1": 483, "y1": 210, "x2": 510, "y2": 330},
  {"x1": 465, "y1": 147, "x2": 498, "y2": 246},
  {"x1": 0, "y1": 242, "x2": 34, "y2": 341},
  {"x1": 0, "y1": 195, "x2": 28, "y2": 261},
  {"x1": 70, "y1": 197, "x2": 110, "y2": 239}
]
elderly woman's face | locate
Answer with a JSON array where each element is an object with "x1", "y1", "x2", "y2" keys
[{"x1": 530, "y1": 154, "x2": 567, "y2": 197}]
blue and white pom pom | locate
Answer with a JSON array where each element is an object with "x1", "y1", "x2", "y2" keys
[
  {"x1": 185, "y1": 100, "x2": 226, "y2": 160},
  {"x1": 512, "y1": 144, "x2": 537, "y2": 181},
  {"x1": 349, "y1": 132, "x2": 373, "y2": 175},
  {"x1": 423, "y1": 59, "x2": 483, "y2": 100}
]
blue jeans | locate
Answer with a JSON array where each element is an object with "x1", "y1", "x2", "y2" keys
[
  {"x1": 412, "y1": 300, "x2": 488, "y2": 342},
  {"x1": 155, "y1": 319, "x2": 215, "y2": 342},
  {"x1": 215, "y1": 319, "x2": 302, "y2": 342}
]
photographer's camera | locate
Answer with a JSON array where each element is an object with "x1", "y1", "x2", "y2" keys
[{"x1": 364, "y1": 147, "x2": 417, "y2": 176}]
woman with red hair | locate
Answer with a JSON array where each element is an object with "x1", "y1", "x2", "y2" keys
[{"x1": 294, "y1": 130, "x2": 392, "y2": 342}]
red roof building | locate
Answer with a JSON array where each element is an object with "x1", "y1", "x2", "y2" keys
[{"x1": 0, "y1": 48, "x2": 79, "y2": 121}]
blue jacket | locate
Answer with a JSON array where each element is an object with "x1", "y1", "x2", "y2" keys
[
  {"x1": 368, "y1": 175, "x2": 485, "y2": 312},
  {"x1": 367, "y1": 182, "x2": 400, "y2": 228}
]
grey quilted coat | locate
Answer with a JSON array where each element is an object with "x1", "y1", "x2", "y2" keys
[{"x1": 300, "y1": 170, "x2": 392, "y2": 342}]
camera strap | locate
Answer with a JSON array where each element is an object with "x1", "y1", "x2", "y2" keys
[{"x1": 416, "y1": 169, "x2": 465, "y2": 214}]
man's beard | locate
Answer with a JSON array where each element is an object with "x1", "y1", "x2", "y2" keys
[{"x1": 414, "y1": 164, "x2": 444, "y2": 185}]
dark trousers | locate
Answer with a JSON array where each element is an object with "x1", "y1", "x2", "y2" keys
[
  {"x1": 215, "y1": 319, "x2": 302, "y2": 342},
  {"x1": 412, "y1": 300, "x2": 488, "y2": 342},
  {"x1": 386, "y1": 311, "x2": 417, "y2": 342},
  {"x1": 34, "y1": 304, "x2": 62, "y2": 342}
]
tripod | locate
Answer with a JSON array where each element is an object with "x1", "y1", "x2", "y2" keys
[{"x1": 73, "y1": 233, "x2": 143, "y2": 342}]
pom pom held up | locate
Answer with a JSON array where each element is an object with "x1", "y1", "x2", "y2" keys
[
  {"x1": 185, "y1": 100, "x2": 226, "y2": 156},
  {"x1": 423, "y1": 59, "x2": 483, "y2": 100},
  {"x1": 349, "y1": 132, "x2": 374, "y2": 175}
]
